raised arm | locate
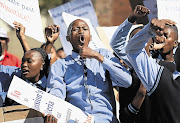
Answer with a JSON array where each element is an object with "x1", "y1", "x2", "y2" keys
[
  {"x1": 110, "y1": 5, "x2": 149, "y2": 68},
  {"x1": 44, "y1": 25, "x2": 60, "y2": 65},
  {"x1": 13, "y1": 21, "x2": 30, "y2": 52},
  {"x1": 125, "y1": 18, "x2": 175, "y2": 92}
]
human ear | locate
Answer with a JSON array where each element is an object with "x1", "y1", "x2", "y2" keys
[
  {"x1": 66, "y1": 36, "x2": 70, "y2": 42},
  {"x1": 174, "y1": 40, "x2": 179, "y2": 48},
  {"x1": 40, "y1": 62, "x2": 45, "y2": 71}
]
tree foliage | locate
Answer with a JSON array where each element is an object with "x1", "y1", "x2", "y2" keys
[{"x1": 39, "y1": 0, "x2": 63, "y2": 14}]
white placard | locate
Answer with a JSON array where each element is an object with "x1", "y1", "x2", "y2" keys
[
  {"x1": 96, "y1": 26, "x2": 118, "y2": 52},
  {"x1": 48, "y1": 0, "x2": 100, "y2": 56},
  {"x1": 7, "y1": 76, "x2": 94, "y2": 123},
  {"x1": 62, "y1": 12, "x2": 105, "y2": 50},
  {"x1": 157, "y1": 0, "x2": 180, "y2": 41},
  {"x1": 0, "y1": 0, "x2": 45, "y2": 42}
]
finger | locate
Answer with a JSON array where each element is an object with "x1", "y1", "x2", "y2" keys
[
  {"x1": 161, "y1": 19, "x2": 176, "y2": 25},
  {"x1": 141, "y1": 6, "x2": 148, "y2": 13},
  {"x1": 52, "y1": 116, "x2": 57, "y2": 123},
  {"x1": 50, "y1": 115, "x2": 53, "y2": 122},
  {"x1": 42, "y1": 113, "x2": 46, "y2": 117},
  {"x1": 47, "y1": 114, "x2": 50, "y2": 122},
  {"x1": 159, "y1": 22, "x2": 165, "y2": 30},
  {"x1": 151, "y1": 18, "x2": 157, "y2": 29}
]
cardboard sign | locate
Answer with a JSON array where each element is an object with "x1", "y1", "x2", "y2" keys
[
  {"x1": 143, "y1": 0, "x2": 158, "y2": 22},
  {"x1": 0, "y1": 0, "x2": 45, "y2": 42},
  {"x1": 7, "y1": 76, "x2": 94, "y2": 123},
  {"x1": 0, "y1": 105, "x2": 43, "y2": 123}
]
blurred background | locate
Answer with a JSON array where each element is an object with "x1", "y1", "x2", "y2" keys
[{"x1": 0, "y1": 0, "x2": 148, "y2": 59}]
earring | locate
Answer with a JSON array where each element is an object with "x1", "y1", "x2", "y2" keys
[{"x1": 40, "y1": 67, "x2": 43, "y2": 71}]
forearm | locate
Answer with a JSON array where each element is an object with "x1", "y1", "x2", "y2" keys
[
  {"x1": 94, "y1": 51, "x2": 104, "y2": 63},
  {"x1": 110, "y1": 19, "x2": 133, "y2": 67},
  {"x1": 131, "y1": 86, "x2": 146, "y2": 109},
  {"x1": 125, "y1": 23, "x2": 154, "y2": 54},
  {"x1": 125, "y1": 23, "x2": 160, "y2": 92},
  {"x1": 19, "y1": 35, "x2": 30, "y2": 52},
  {"x1": 45, "y1": 41, "x2": 53, "y2": 54},
  {"x1": 102, "y1": 57, "x2": 132, "y2": 87}
]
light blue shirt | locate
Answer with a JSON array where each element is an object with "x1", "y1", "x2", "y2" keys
[
  {"x1": 46, "y1": 48, "x2": 132, "y2": 122},
  {"x1": 125, "y1": 23, "x2": 180, "y2": 92},
  {"x1": 110, "y1": 19, "x2": 133, "y2": 68},
  {"x1": 111, "y1": 19, "x2": 180, "y2": 93},
  {"x1": 0, "y1": 65, "x2": 47, "y2": 106}
]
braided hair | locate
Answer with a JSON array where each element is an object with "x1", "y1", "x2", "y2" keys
[{"x1": 30, "y1": 48, "x2": 50, "y2": 77}]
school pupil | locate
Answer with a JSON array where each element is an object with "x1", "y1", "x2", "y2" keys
[
  {"x1": 46, "y1": 19, "x2": 132, "y2": 122},
  {"x1": 125, "y1": 17, "x2": 180, "y2": 123}
]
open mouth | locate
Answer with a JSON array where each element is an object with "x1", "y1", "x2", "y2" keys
[
  {"x1": 22, "y1": 69, "x2": 29, "y2": 75},
  {"x1": 79, "y1": 35, "x2": 85, "y2": 44}
]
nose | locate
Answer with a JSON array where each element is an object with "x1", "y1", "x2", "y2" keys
[
  {"x1": 21, "y1": 61, "x2": 28, "y2": 68},
  {"x1": 78, "y1": 27, "x2": 84, "y2": 34}
]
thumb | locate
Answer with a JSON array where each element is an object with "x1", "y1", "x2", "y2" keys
[{"x1": 42, "y1": 113, "x2": 46, "y2": 117}]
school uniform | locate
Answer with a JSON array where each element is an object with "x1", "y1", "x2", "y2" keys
[
  {"x1": 125, "y1": 22, "x2": 180, "y2": 123},
  {"x1": 110, "y1": 19, "x2": 151, "y2": 123},
  {"x1": 0, "y1": 65, "x2": 47, "y2": 106},
  {"x1": 46, "y1": 49, "x2": 132, "y2": 123}
]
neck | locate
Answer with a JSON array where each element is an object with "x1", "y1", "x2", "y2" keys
[
  {"x1": 160, "y1": 50, "x2": 174, "y2": 62},
  {"x1": 72, "y1": 49, "x2": 79, "y2": 54},
  {"x1": 25, "y1": 74, "x2": 41, "y2": 84}
]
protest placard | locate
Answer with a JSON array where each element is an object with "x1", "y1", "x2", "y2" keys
[
  {"x1": 143, "y1": 0, "x2": 158, "y2": 22},
  {"x1": 7, "y1": 76, "x2": 94, "y2": 123},
  {"x1": 96, "y1": 26, "x2": 118, "y2": 53},
  {"x1": 157, "y1": 0, "x2": 180, "y2": 42},
  {"x1": 0, "y1": 0, "x2": 45, "y2": 42},
  {"x1": 48, "y1": 0, "x2": 99, "y2": 56}
]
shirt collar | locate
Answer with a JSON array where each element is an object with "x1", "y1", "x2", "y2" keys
[
  {"x1": 173, "y1": 70, "x2": 180, "y2": 80},
  {"x1": 71, "y1": 51, "x2": 88, "y2": 66},
  {"x1": 71, "y1": 51, "x2": 81, "y2": 60},
  {"x1": 26, "y1": 75, "x2": 47, "y2": 89}
]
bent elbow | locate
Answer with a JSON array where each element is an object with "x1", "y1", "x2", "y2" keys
[{"x1": 123, "y1": 76, "x2": 132, "y2": 88}]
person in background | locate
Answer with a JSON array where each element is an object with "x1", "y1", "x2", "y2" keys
[
  {"x1": 174, "y1": 44, "x2": 180, "y2": 72},
  {"x1": 56, "y1": 47, "x2": 66, "y2": 59},
  {"x1": 0, "y1": 28, "x2": 21, "y2": 67},
  {"x1": 125, "y1": 17, "x2": 180, "y2": 122},
  {"x1": 40, "y1": 43, "x2": 58, "y2": 65},
  {"x1": 110, "y1": 5, "x2": 150, "y2": 123},
  {"x1": 14, "y1": 22, "x2": 60, "y2": 66},
  {"x1": 46, "y1": 19, "x2": 132, "y2": 123}
]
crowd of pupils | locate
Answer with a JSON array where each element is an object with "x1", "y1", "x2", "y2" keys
[{"x1": 0, "y1": 4, "x2": 180, "y2": 123}]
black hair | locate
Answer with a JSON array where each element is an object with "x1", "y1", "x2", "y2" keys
[
  {"x1": 166, "y1": 24, "x2": 178, "y2": 40},
  {"x1": 67, "y1": 19, "x2": 89, "y2": 36},
  {"x1": 40, "y1": 43, "x2": 56, "y2": 50},
  {"x1": 174, "y1": 44, "x2": 180, "y2": 72},
  {"x1": 56, "y1": 47, "x2": 64, "y2": 52},
  {"x1": 129, "y1": 26, "x2": 144, "y2": 40},
  {"x1": 30, "y1": 48, "x2": 50, "y2": 77}
]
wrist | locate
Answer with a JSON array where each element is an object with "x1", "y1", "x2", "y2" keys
[
  {"x1": 46, "y1": 40, "x2": 54, "y2": 45},
  {"x1": 94, "y1": 52, "x2": 104, "y2": 63},
  {"x1": 128, "y1": 14, "x2": 137, "y2": 23},
  {"x1": 128, "y1": 103, "x2": 139, "y2": 114}
]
